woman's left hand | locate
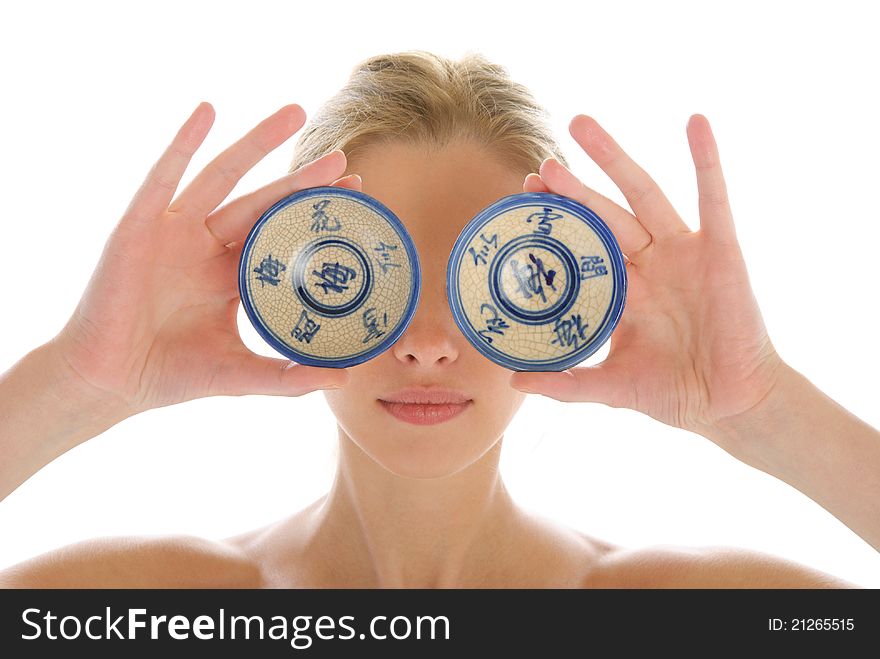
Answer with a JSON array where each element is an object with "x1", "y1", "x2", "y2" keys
[{"x1": 511, "y1": 114, "x2": 786, "y2": 439}]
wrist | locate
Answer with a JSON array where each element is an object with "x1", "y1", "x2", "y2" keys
[
  {"x1": 0, "y1": 339, "x2": 135, "y2": 500},
  {"x1": 702, "y1": 360, "x2": 811, "y2": 473},
  {"x1": 33, "y1": 337, "x2": 134, "y2": 446},
  {"x1": 703, "y1": 359, "x2": 880, "y2": 552}
]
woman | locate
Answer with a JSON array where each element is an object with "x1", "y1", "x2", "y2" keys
[{"x1": 0, "y1": 51, "x2": 876, "y2": 588}]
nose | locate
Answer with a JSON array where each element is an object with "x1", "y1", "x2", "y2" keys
[{"x1": 390, "y1": 282, "x2": 460, "y2": 367}]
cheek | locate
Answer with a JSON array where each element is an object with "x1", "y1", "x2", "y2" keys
[
  {"x1": 510, "y1": 389, "x2": 528, "y2": 416},
  {"x1": 482, "y1": 384, "x2": 527, "y2": 427},
  {"x1": 321, "y1": 375, "x2": 386, "y2": 435},
  {"x1": 321, "y1": 387, "x2": 361, "y2": 421}
]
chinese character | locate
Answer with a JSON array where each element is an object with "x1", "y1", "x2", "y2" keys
[
  {"x1": 550, "y1": 314, "x2": 589, "y2": 351},
  {"x1": 291, "y1": 309, "x2": 321, "y2": 343},
  {"x1": 510, "y1": 252, "x2": 557, "y2": 303},
  {"x1": 580, "y1": 255, "x2": 608, "y2": 280},
  {"x1": 525, "y1": 207, "x2": 563, "y2": 235},
  {"x1": 312, "y1": 262, "x2": 357, "y2": 294},
  {"x1": 362, "y1": 307, "x2": 388, "y2": 343},
  {"x1": 310, "y1": 199, "x2": 342, "y2": 232},
  {"x1": 374, "y1": 241, "x2": 401, "y2": 274},
  {"x1": 468, "y1": 232, "x2": 498, "y2": 266},
  {"x1": 477, "y1": 303, "x2": 510, "y2": 344},
  {"x1": 253, "y1": 253, "x2": 286, "y2": 287}
]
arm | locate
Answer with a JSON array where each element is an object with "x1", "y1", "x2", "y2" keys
[
  {"x1": 0, "y1": 339, "x2": 131, "y2": 502},
  {"x1": 706, "y1": 361, "x2": 880, "y2": 552}
]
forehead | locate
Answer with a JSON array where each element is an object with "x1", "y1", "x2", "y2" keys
[{"x1": 345, "y1": 139, "x2": 525, "y2": 246}]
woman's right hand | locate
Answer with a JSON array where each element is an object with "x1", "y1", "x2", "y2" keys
[{"x1": 49, "y1": 102, "x2": 358, "y2": 417}]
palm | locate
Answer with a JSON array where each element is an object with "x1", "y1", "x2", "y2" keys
[
  {"x1": 61, "y1": 211, "x2": 228, "y2": 407},
  {"x1": 602, "y1": 229, "x2": 780, "y2": 433},
  {"x1": 105, "y1": 219, "x2": 243, "y2": 410},
  {"x1": 514, "y1": 114, "x2": 784, "y2": 436}
]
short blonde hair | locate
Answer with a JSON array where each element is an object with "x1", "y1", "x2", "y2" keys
[{"x1": 288, "y1": 49, "x2": 569, "y2": 175}]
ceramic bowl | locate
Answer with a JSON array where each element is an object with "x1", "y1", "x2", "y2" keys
[
  {"x1": 238, "y1": 186, "x2": 421, "y2": 367},
  {"x1": 446, "y1": 192, "x2": 627, "y2": 371}
]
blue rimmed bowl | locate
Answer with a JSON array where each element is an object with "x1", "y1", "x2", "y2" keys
[
  {"x1": 447, "y1": 192, "x2": 627, "y2": 371},
  {"x1": 239, "y1": 186, "x2": 421, "y2": 368}
]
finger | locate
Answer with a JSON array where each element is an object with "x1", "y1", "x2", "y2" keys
[
  {"x1": 509, "y1": 361, "x2": 632, "y2": 409},
  {"x1": 569, "y1": 114, "x2": 691, "y2": 240},
  {"x1": 209, "y1": 351, "x2": 350, "y2": 397},
  {"x1": 123, "y1": 102, "x2": 215, "y2": 225},
  {"x1": 538, "y1": 157, "x2": 652, "y2": 259},
  {"x1": 205, "y1": 149, "x2": 348, "y2": 245},
  {"x1": 169, "y1": 104, "x2": 307, "y2": 219},
  {"x1": 687, "y1": 114, "x2": 737, "y2": 244},
  {"x1": 523, "y1": 172, "x2": 550, "y2": 192}
]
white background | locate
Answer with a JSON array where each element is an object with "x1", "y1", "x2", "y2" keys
[{"x1": 1, "y1": 0, "x2": 877, "y2": 586}]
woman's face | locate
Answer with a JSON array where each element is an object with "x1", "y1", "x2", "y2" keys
[{"x1": 322, "y1": 138, "x2": 528, "y2": 479}]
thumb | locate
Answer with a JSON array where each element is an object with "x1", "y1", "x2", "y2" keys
[
  {"x1": 212, "y1": 352, "x2": 349, "y2": 397},
  {"x1": 509, "y1": 361, "x2": 629, "y2": 408}
]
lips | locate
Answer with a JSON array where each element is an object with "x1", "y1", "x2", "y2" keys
[
  {"x1": 378, "y1": 387, "x2": 473, "y2": 425},
  {"x1": 380, "y1": 387, "x2": 472, "y2": 405},
  {"x1": 378, "y1": 400, "x2": 472, "y2": 425}
]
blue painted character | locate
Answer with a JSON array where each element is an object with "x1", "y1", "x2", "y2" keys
[
  {"x1": 374, "y1": 241, "x2": 401, "y2": 274},
  {"x1": 468, "y1": 232, "x2": 498, "y2": 266},
  {"x1": 253, "y1": 254, "x2": 286, "y2": 287},
  {"x1": 580, "y1": 255, "x2": 608, "y2": 280},
  {"x1": 362, "y1": 307, "x2": 388, "y2": 343},
  {"x1": 310, "y1": 199, "x2": 342, "y2": 232},
  {"x1": 313, "y1": 262, "x2": 357, "y2": 294},
  {"x1": 291, "y1": 309, "x2": 321, "y2": 343},
  {"x1": 477, "y1": 303, "x2": 510, "y2": 344},
  {"x1": 525, "y1": 207, "x2": 563, "y2": 236},
  {"x1": 510, "y1": 252, "x2": 557, "y2": 303},
  {"x1": 550, "y1": 313, "x2": 589, "y2": 351}
]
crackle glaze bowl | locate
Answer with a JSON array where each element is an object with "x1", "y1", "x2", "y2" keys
[
  {"x1": 446, "y1": 192, "x2": 627, "y2": 372},
  {"x1": 238, "y1": 186, "x2": 421, "y2": 368}
]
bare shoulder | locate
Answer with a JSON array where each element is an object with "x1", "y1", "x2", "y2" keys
[
  {"x1": 0, "y1": 534, "x2": 263, "y2": 589},
  {"x1": 583, "y1": 543, "x2": 861, "y2": 588}
]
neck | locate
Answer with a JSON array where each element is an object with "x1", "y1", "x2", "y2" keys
[{"x1": 311, "y1": 425, "x2": 521, "y2": 587}]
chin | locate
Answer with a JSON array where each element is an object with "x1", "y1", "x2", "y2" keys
[
  {"x1": 372, "y1": 435, "x2": 499, "y2": 479},
  {"x1": 323, "y1": 385, "x2": 525, "y2": 478},
  {"x1": 368, "y1": 441, "x2": 500, "y2": 480},
  {"x1": 330, "y1": 401, "x2": 500, "y2": 479}
]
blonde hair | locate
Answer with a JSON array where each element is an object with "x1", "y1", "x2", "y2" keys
[{"x1": 288, "y1": 49, "x2": 570, "y2": 175}]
